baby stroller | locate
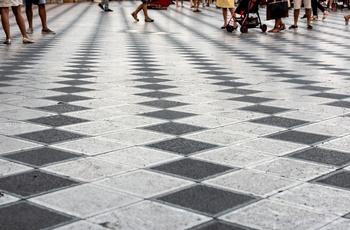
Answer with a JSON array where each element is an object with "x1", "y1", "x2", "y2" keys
[{"x1": 226, "y1": 0, "x2": 267, "y2": 33}]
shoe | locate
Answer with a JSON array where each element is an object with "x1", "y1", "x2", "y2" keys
[
  {"x1": 42, "y1": 29, "x2": 55, "y2": 34},
  {"x1": 307, "y1": 24, "x2": 313, "y2": 29},
  {"x1": 131, "y1": 13, "x2": 139, "y2": 21},
  {"x1": 145, "y1": 18, "x2": 154, "y2": 22},
  {"x1": 22, "y1": 37, "x2": 34, "y2": 43},
  {"x1": 233, "y1": 25, "x2": 238, "y2": 30},
  {"x1": 26, "y1": 28, "x2": 33, "y2": 34},
  {"x1": 221, "y1": 25, "x2": 226, "y2": 29},
  {"x1": 98, "y1": 3, "x2": 104, "y2": 10},
  {"x1": 105, "y1": 8, "x2": 113, "y2": 11},
  {"x1": 3, "y1": 39, "x2": 11, "y2": 44},
  {"x1": 289, "y1": 25, "x2": 298, "y2": 29},
  {"x1": 345, "y1": 16, "x2": 349, "y2": 26},
  {"x1": 311, "y1": 15, "x2": 318, "y2": 21},
  {"x1": 301, "y1": 14, "x2": 307, "y2": 19},
  {"x1": 279, "y1": 23, "x2": 286, "y2": 31},
  {"x1": 195, "y1": 9, "x2": 201, "y2": 12}
]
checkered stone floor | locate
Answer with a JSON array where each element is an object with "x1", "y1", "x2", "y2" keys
[{"x1": 1, "y1": 1, "x2": 350, "y2": 229}]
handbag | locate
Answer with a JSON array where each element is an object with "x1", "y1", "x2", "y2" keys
[{"x1": 267, "y1": 0, "x2": 288, "y2": 20}]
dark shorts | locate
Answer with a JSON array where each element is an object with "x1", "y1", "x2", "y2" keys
[
  {"x1": 141, "y1": 0, "x2": 151, "y2": 3},
  {"x1": 22, "y1": 0, "x2": 46, "y2": 4}
]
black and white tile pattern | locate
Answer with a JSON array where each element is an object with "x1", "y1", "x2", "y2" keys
[{"x1": 1, "y1": 2, "x2": 350, "y2": 229}]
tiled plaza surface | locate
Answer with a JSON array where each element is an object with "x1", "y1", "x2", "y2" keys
[{"x1": 1, "y1": 1, "x2": 350, "y2": 229}]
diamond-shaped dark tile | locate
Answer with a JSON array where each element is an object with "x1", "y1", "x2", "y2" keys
[
  {"x1": 156, "y1": 185, "x2": 257, "y2": 216},
  {"x1": 213, "y1": 82, "x2": 249, "y2": 87},
  {"x1": 283, "y1": 79, "x2": 319, "y2": 85},
  {"x1": 27, "y1": 115, "x2": 89, "y2": 127},
  {"x1": 201, "y1": 71, "x2": 232, "y2": 75},
  {"x1": 206, "y1": 76, "x2": 240, "y2": 81},
  {"x1": 267, "y1": 130, "x2": 332, "y2": 145},
  {"x1": 59, "y1": 74, "x2": 96, "y2": 79},
  {"x1": 0, "y1": 170, "x2": 79, "y2": 198},
  {"x1": 50, "y1": 86, "x2": 94, "y2": 93},
  {"x1": 150, "y1": 158, "x2": 234, "y2": 180},
  {"x1": 133, "y1": 78, "x2": 171, "y2": 83},
  {"x1": 288, "y1": 147, "x2": 350, "y2": 167},
  {"x1": 16, "y1": 129, "x2": 87, "y2": 144},
  {"x1": 136, "y1": 91, "x2": 180, "y2": 98},
  {"x1": 0, "y1": 202, "x2": 75, "y2": 230},
  {"x1": 146, "y1": 138, "x2": 218, "y2": 155},
  {"x1": 190, "y1": 220, "x2": 255, "y2": 230},
  {"x1": 326, "y1": 101, "x2": 350, "y2": 109},
  {"x1": 140, "y1": 110, "x2": 196, "y2": 120},
  {"x1": 270, "y1": 73, "x2": 304, "y2": 78},
  {"x1": 344, "y1": 213, "x2": 350, "y2": 219},
  {"x1": 194, "y1": 66, "x2": 225, "y2": 70},
  {"x1": 250, "y1": 116, "x2": 308, "y2": 128},
  {"x1": 310, "y1": 93, "x2": 350, "y2": 100},
  {"x1": 36, "y1": 104, "x2": 90, "y2": 113},
  {"x1": 142, "y1": 122, "x2": 205, "y2": 135},
  {"x1": 44, "y1": 95, "x2": 92, "y2": 102},
  {"x1": 62, "y1": 69, "x2": 96, "y2": 74},
  {"x1": 296, "y1": 86, "x2": 333, "y2": 91},
  {"x1": 134, "y1": 84, "x2": 176, "y2": 90},
  {"x1": 0, "y1": 83, "x2": 10, "y2": 87},
  {"x1": 219, "y1": 88, "x2": 261, "y2": 95},
  {"x1": 313, "y1": 170, "x2": 350, "y2": 190},
  {"x1": 2, "y1": 147, "x2": 81, "y2": 166},
  {"x1": 131, "y1": 73, "x2": 167, "y2": 77},
  {"x1": 132, "y1": 67, "x2": 163, "y2": 72},
  {"x1": 229, "y1": 96, "x2": 273, "y2": 103},
  {"x1": 0, "y1": 76, "x2": 19, "y2": 81},
  {"x1": 56, "y1": 80, "x2": 94, "y2": 85},
  {"x1": 138, "y1": 100, "x2": 188, "y2": 109},
  {"x1": 239, "y1": 105, "x2": 290, "y2": 114}
]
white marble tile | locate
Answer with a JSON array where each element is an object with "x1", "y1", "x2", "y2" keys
[
  {"x1": 58, "y1": 120, "x2": 129, "y2": 136},
  {"x1": 184, "y1": 129, "x2": 255, "y2": 146},
  {"x1": 29, "y1": 184, "x2": 141, "y2": 218},
  {"x1": 224, "y1": 122, "x2": 285, "y2": 136},
  {"x1": 0, "y1": 108, "x2": 55, "y2": 120},
  {"x1": 0, "y1": 120, "x2": 49, "y2": 135},
  {"x1": 65, "y1": 107, "x2": 127, "y2": 120},
  {"x1": 220, "y1": 200, "x2": 338, "y2": 230},
  {"x1": 54, "y1": 221, "x2": 106, "y2": 230},
  {"x1": 235, "y1": 137, "x2": 308, "y2": 156},
  {"x1": 300, "y1": 105, "x2": 350, "y2": 116},
  {"x1": 0, "y1": 159, "x2": 32, "y2": 177},
  {"x1": 279, "y1": 110, "x2": 336, "y2": 122},
  {"x1": 318, "y1": 218, "x2": 350, "y2": 230},
  {"x1": 111, "y1": 115, "x2": 164, "y2": 128},
  {"x1": 88, "y1": 201, "x2": 210, "y2": 230},
  {"x1": 295, "y1": 123, "x2": 350, "y2": 137},
  {"x1": 94, "y1": 170, "x2": 193, "y2": 198},
  {"x1": 101, "y1": 129, "x2": 173, "y2": 145},
  {"x1": 52, "y1": 137, "x2": 130, "y2": 156},
  {"x1": 192, "y1": 146, "x2": 275, "y2": 168},
  {"x1": 43, "y1": 158, "x2": 135, "y2": 182},
  {"x1": 0, "y1": 193, "x2": 20, "y2": 205},
  {"x1": 250, "y1": 158, "x2": 336, "y2": 181},
  {"x1": 212, "y1": 110, "x2": 267, "y2": 122},
  {"x1": 0, "y1": 136, "x2": 41, "y2": 155},
  {"x1": 204, "y1": 169, "x2": 300, "y2": 198},
  {"x1": 318, "y1": 136, "x2": 350, "y2": 153},
  {"x1": 178, "y1": 114, "x2": 240, "y2": 128},
  {"x1": 4, "y1": 98, "x2": 57, "y2": 108},
  {"x1": 97, "y1": 146, "x2": 181, "y2": 168},
  {"x1": 270, "y1": 183, "x2": 350, "y2": 216}
]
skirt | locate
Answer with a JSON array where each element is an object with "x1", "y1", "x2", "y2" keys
[
  {"x1": 0, "y1": 0, "x2": 22, "y2": 7},
  {"x1": 216, "y1": 0, "x2": 234, "y2": 8}
]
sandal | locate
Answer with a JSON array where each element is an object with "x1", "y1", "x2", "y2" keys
[
  {"x1": 131, "y1": 13, "x2": 139, "y2": 21},
  {"x1": 345, "y1": 16, "x2": 349, "y2": 26},
  {"x1": 289, "y1": 25, "x2": 298, "y2": 29},
  {"x1": 322, "y1": 11, "x2": 328, "y2": 21},
  {"x1": 3, "y1": 39, "x2": 11, "y2": 44},
  {"x1": 145, "y1": 18, "x2": 154, "y2": 22},
  {"x1": 311, "y1": 15, "x2": 318, "y2": 21},
  {"x1": 279, "y1": 23, "x2": 286, "y2": 31},
  {"x1": 268, "y1": 27, "x2": 280, "y2": 33}
]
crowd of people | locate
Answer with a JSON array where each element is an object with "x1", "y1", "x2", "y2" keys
[
  {"x1": 1, "y1": 0, "x2": 349, "y2": 44},
  {"x1": 0, "y1": 0, "x2": 54, "y2": 44}
]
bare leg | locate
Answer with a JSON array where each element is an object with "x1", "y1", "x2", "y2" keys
[
  {"x1": 228, "y1": 7, "x2": 236, "y2": 27},
  {"x1": 294, "y1": 9, "x2": 300, "y2": 26},
  {"x1": 0, "y1": 7, "x2": 10, "y2": 40},
  {"x1": 305, "y1": 8, "x2": 312, "y2": 27},
  {"x1": 222, "y1": 8, "x2": 227, "y2": 26},
  {"x1": 25, "y1": 4, "x2": 33, "y2": 30},
  {"x1": 133, "y1": 3, "x2": 143, "y2": 15},
  {"x1": 12, "y1": 6, "x2": 29, "y2": 39},
  {"x1": 38, "y1": 4, "x2": 48, "y2": 30},
  {"x1": 141, "y1": 3, "x2": 150, "y2": 19}
]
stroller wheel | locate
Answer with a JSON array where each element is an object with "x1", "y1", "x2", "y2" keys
[
  {"x1": 240, "y1": 26, "x2": 248, "y2": 33},
  {"x1": 226, "y1": 25, "x2": 234, "y2": 32},
  {"x1": 261, "y1": 24, "x2": 267, "y2": 32}
]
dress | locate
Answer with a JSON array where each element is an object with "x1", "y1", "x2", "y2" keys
[
  {"x1": 216, "y1": 0, "x2": 234, "y2": 8},
  {"x1": 0, "y1": 0, "x2": 22, "y2": 7}
]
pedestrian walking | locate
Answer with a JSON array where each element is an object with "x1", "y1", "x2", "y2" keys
[
  {"x1": 98, "y1": 0, "x2": 113, "y2": 12},
  {"x1": 131, "y1": 0, "x2": 154, "y2": 22},
  {"x1": 289, "y1": 0, "x2": 313, "y2": 30},
  {"x1": 23, "y1": 0, "x2": 55, "y2": 34}
]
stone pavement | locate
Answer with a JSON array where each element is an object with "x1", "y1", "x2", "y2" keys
[{"x1": 1, "y1": 1, "x2": 350, "y2": 229}]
